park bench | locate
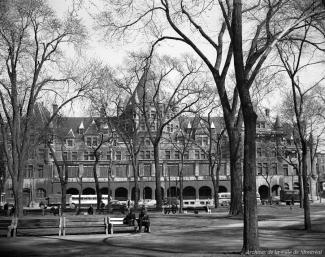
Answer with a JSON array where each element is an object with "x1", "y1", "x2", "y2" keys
[
  {"x1": 60, "y1": 216, "x2": 109, "y2": 236},
  {"x1": 108, "y1": 217, "x2": 137, "y2": 234},
  {"x1": 7, "y1": 217, "x2": 61, "y2": 237},
  {"x1": 0, "y1": 218, "x2": 12, "y2": 237}
]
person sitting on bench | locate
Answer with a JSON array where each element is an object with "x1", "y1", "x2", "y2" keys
[{"x1": 123, "y1": 209, "x2": 136, "y2": 226}]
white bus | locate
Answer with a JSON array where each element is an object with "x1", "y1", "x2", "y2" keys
[{"x1": 70, "y1": 195, "x2": 111, "y2": 208}]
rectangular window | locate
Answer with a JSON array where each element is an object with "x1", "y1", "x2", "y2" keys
[
  {"x1": 92, "y1": 137, "x2": 98, "y2": 146},
  {"x1": 263, "y1": 163, "x2": 268, "y2": 175},
  {"x1": 115, "y1": 151, "x2": 122, "y2": 160},
  {"x1": 143, "y1": 164, "x2": 151, "y2": 177},
  {"x1": 140, "y1": 151, "x2": 144, "y2": 160},
  {"x1": 72, "y1": 152, "x2": 78, "y2": 161},
  {"x1": 66, "y1": 139, "x2": 73, "y2": 147},
  {"x1": 68, "y1": 166, "x2": 78, "y2": 178},
  {"x1": 83, "y1": 165, "x2": 93, "y2": 178},
  {"x1": 202, "y1": 137, "x2": 208, "y2": 146},
  {"x1": 184, "y1": 151, "x2": 189, "y2": 160},
  {"x1": 28, "y1": 165, "x2": 33, "y2": 178},
  {"x1": 271, "y1": 163, "x2": 277, "y2": 175},
  {"x1": 107, "y1": 151, "x2": 111, "y2": 160},
  {"x1": 257, "y1": 163, "x2": 262, "y2": 175},
  {"x1": 38, "y1": 149, "x2": 46, "y2": 160},
  {"x1": 294, "y1": 165, "x2": 299, "y2": 175},
  {"x1": 195, "y1": 150, "x2": 200, "y2": 159},
  {"x1": 99, "y1": 165, "x2": 109, "y2": 178},
  {"x1": 199, "y1": 164, "x2": 209, "y2": 176},
  {"x1": 84, "y1": 152, "x2": 88, "y2": 160},
  {"x1": 283, "y1": 164, "x2": 289, "y2": 176},
  {"x1": 174, "y1": 151, "x2": 180, "y2": 159},
  {"x1": 86, "y1": 137, "x2": 92, "y2": 146},
  {"x1": 63, "y1": 151, "x2": 68, "y2": 161},
  {"x1": 183, "y1": 164, "x2": 195, "y2": 176},
  {"x1": 167, "y1": 164, "x2": 179, "y2": 177},
  {"x1": 165, "y1": 150, "x2": 171, "y2": 160},
  {"x1": 257, "y1": 148, "x2": 262, "y2": 157},
  {"x1": 115, "y1": 165, "x2": 127, "y2": 177},
  {"x1": 200, "y1": 150, "x2": 207, "y2": 159},
  {"x1": 145, "y1": 150, "x2": 151, "y2": 159},
  {"x1": 37, "y1": 165, "x2": 44, "y2": 178}
]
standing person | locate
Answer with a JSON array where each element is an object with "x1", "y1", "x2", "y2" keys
[
  {"x1": 137, "y1": 206, "x2": 146, "y2": 232},
  {"x1": 88, "y1": 205, "x2": 94, "y2": 215},
  {"x1": 3, "y1": 202, "x2": 8, "y2": 216},
  {"x1": 290, "y1": 195, "x2": 295, "y2": 210}
]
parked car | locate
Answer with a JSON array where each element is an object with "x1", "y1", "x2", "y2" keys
[
  {"x1": 109, "y1": 200, "x2": 127, "y2": 213},
  {"x1": 138, "y1": 199, "x2": 157, "y2": 208}
]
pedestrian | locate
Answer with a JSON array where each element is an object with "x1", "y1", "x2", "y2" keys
[
  {"x1": 88, "y1": 205, "x2": 94, "y2": 215},
  {"x1": 290, "y1": 196, "x2": 295, "y2": 210},
  {"x1": 10, "y1": 205, "x2": 15, "y2": 216},
  {"x1": 3, "y1": 202, "x2": 8, "y2": 216},
  {"x1": 137, "y1": 206, "x2": 146, "y2": 232}
]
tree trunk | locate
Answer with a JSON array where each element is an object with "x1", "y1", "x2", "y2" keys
[
  {"x1": 93, "y1": 158, "x2": 102, "y2": 210},
  {"x1": 132, "y1": 158, "x2": 140, "y2": 209},
  {"x1": 241, "y1": 104, "x2": 259, "y2": 253},
  {"x1": 179, "y1": 160, "x2": 184, "y2": 213},
  {"x1": 211, "y1": 165, "x2": 219, "y2": 208},
  {"x1": 107, "y1": 165, "x2": 111, "y2": 213},
  {"x1": 60, "y1": 181, "x2": 67, "y2": 212},
  {"x1": 153, "y1": 144, "x2": 162, "y2": 210},
  {"x1": 228, "y1": 129, "x2": 243, "y2": 216},
  {"x1": 12, "y1": 178, "x2": 24, "y2": 217},
  {"x1": 301, "y1": 146, "x2": 311, "y2": 231}
]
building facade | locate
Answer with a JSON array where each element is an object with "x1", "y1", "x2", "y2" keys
[{"x1": 1, "y1": 76, "x2": 322, "y2": 206}]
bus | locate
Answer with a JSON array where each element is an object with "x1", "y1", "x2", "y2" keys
[{"x1": 69, "y1": 195, "x2": 112, "y2": 208}]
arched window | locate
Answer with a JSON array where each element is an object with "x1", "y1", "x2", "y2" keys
[
  {"x1": 218, "y1": 186, "x2": 228, "y2": 193},
  {"x1": 82, "y1": 187, "x2": 96, "y2": 195},
  {"x1": 183, "y1": 186, "x2": 196, "y2": 200},
  {"x1": 199, "y1": 186, "x2": 212, "y2": 199},
  {"x1": 115, "y1": 187, "x2": 128, "y2": 201},
  {"x1": 67, "y1": 188, "x2": 79, "y2": 195}
]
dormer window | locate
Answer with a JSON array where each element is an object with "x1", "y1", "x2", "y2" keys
[
  {"x1": 86, "y1": 136, "x2": 98, "y2": 147},
  {"x1": 66, "y1": 139, "x2": 74, "y2": 147},
  {"x1": 78, "y1": 121, "x2": 85, "y2": 134}
]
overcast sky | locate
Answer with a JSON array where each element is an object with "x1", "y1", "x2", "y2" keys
[{"x1": 49, "y1": 0, "x2": 325, "y2": 119}]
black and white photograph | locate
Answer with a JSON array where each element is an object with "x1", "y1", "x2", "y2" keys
[{"x1": 0, "y1": 0, "x2": 325, "y2": 256}]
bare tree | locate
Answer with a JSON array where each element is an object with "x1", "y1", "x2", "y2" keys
[
  {"x1": 166, "y1": 118, "x2": 196, "y2": 213},
  {"x1": 133, "y1": 55, "x2": 209, "y2": 209},
  {"x1": 0, "y1": 0, "x2": 87, "y2": 217},
  {"x1": 221, "y1": 0, "x2": 325, "y2": 251},
  {"x1": 194, "y1": 107, "x2": 227, "y2": 208},
  {"x1": 96, "y1": 0, "x2": 244, "y2": 216}
]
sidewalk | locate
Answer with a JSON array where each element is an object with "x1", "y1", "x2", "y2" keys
[{"x1": 0, "y1": 207, "x2": 324, "y2": 256}]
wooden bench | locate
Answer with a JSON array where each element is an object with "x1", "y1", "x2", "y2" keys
[
  {"x1": 108, "y1": 217, "x2": 137, "y2": 234},
  {"x1": 0, "y1": 219, "x2": 12, "y2": 237},
  {"x1": 7, "y1": 217, "x2": 61, "y2": 237},
  {"x1": 60, "y1": 216, "x2": 109, "y2": 236}
]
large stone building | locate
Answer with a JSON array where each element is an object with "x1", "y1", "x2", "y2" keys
[{"x1": 1, "y1": 73, "x2": 323, "y2": 206}]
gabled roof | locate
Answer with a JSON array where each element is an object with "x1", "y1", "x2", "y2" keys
[
  {"x1": 66, "y1": 128, "x2": 75, "y2": 138},
  {"x1": 84, "y1": 119, "x2": 98, "y2": 135}
]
